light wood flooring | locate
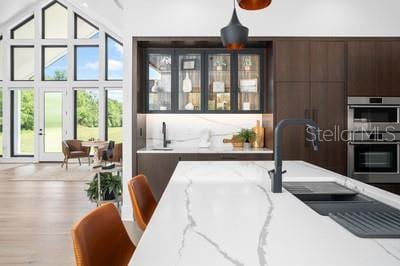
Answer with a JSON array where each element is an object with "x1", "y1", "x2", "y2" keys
[{"x1": 0, "y1": 163, "x2": 95, "y2": 265}]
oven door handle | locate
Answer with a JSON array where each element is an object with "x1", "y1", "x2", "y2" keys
[
  {"x1": 348, "y1": 105, "x2": 400, "y2": 108},
  {"x1": 349, "y1": 141, "x2": 400, "y2": 145}
]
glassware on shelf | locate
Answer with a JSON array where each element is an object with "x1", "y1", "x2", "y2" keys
[
  {"x1": 238, "y1": 54, "x2": 260, "y2": 111},
  {"x1": 208, "y1": 54, "x2": 231, "y2": 111},
  {"x1": 178, "y1": 54, "x2": 201, "y2": 111},
  {"x1": 148, "y1": 54, "x2": 172, "y2": 111}
]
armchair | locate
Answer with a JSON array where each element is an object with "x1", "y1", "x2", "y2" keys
[{"x1": 61, "y1": 140, "x2": 91, "y2": 170}]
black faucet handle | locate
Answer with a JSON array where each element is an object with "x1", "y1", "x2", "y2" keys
[{"x1": 282, "y1": 170, "x2": 287, "y2": 174}]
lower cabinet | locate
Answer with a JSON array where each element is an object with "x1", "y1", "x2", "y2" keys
[{"x1": 137, "y1": 152, "x2": 273, "y2": 200}]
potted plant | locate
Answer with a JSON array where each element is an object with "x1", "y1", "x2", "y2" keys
[
  {"x1": 86, "y1": 173, "x2": 122, "y2": 202},
  {"x1": 237, "y1": 129, "x2": 256, "y2": 149}
]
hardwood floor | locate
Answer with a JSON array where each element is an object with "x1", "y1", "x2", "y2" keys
[{"x1": 0, "y1": 163, "x2": 94, "y2": 265}]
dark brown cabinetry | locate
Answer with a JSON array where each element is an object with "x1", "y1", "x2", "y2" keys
[
  {"x1": 309, "y1": 83, "x2": 346, "y2": 174},
  {"x1": 348, "y1": 41, "x2": 400, "y2": 96},
  {"x1": 275, "y1": 40, "x2": 346, "y2": 174},
  {"x1": 137, "y1": 152, "x2": 272, "y2": 199},
  {"x1": 275, "y1": 83, "x2": 309, "y2": 160},
  {"x1": 137, "y1": 153, "x2": 180, "y2": 200},
  {"x1": 376, "y1": 41, "x2": 400, "y2": 96},
  {"x1": 347, "y1": 41, "x2": 376, "y2": 96},
  {"x1": 310, "y1": 41, "x2": 345, "y2": 82},
  {"x1": 275, "y1": 40, "x2": 309, "y2": 82}
]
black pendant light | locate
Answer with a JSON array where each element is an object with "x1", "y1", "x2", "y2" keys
[
  {"x1": 237, "y1": 0, "x2": 272, "y2": 10},
  {"x1": 220, "y1": 0, "x2": 249, "y2": 50}
]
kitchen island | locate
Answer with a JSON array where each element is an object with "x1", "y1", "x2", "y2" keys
[{"x1": 129, "y1": 161, "x2": 400, "y2": 266}]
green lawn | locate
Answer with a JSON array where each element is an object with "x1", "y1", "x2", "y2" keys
[{"x1": 6, "y1": 126, "x2": 123, "y2": 155}]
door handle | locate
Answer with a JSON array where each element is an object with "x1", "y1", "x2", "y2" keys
[{"x1": 312, "y1": 109, "x2": 318, "y2": 122}]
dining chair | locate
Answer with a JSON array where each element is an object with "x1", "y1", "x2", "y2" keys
[
  {"x1": 128, "y1": 174, "x2": 157, "y2": 231},
  {"x1": 71, "y1": 203, "x2": 135, "y2": 266}
]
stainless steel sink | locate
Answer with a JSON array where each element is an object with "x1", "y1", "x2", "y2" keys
[
  {"x1": 284, "y1": 181, "x2": 400, "y2": 238},
  {"x1": 151, "y1": 147, "x2": 174, "y2": 151}
]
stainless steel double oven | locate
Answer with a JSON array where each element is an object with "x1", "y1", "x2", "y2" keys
[{"x1": 348, "y1": 97, "x2": 400, "y2": 183}]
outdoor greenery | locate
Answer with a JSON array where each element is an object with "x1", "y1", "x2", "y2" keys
[
  {"x1": 20, "y1": 91, "x2": 34, "y2": 130},
  {"x1": 45, "y1": 70, "x2": 67, "y2": 81}
]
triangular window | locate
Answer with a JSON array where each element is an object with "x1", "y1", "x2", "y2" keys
[
  {"x1": 75, "y1": 15, "x2": 99, "y2": 39},
  {"x1": 43, "y1": 1, "x2": 68, "y2": 39},
  {"x1": 11, "y1": 16, "x2": 35, "y2": 39}
]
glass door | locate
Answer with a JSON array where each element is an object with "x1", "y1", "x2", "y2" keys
[
  {"x1": 207, "y1": 53, "x2": 232, "y2": 111},
  {"x1": 38, "y1": 88, "x2": 67, "y2": 161},
  {"x1": 147, "y1": 53, "x2": 172, "y2": 111},
  {"x1": 237, "y1": 53, "x2": 261, "y2": 111},
  {"x1": 177, "y1": 53, "x2": 202, "y2": 111}
]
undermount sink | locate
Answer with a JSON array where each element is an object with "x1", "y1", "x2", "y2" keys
[
  {"x1": 284, "y1": 181, "x2": 400, "y2": 238},
  {"x1": 151, "y1": 147, "x2": 173, "y2": 151}
]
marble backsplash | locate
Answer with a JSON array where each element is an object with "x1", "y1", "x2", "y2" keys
[{"x1": 146, "y1": 114, "x2": 263, "y2": 148}]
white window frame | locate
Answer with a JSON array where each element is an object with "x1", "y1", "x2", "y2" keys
[{"x1": 0, "y1": 0, "x2": 123, "y2": 162}]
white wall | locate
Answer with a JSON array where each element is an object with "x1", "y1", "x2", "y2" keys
[
  {"x1": 125, "y1": 0, "x2": 400, "y2": 37},
  {"x1": 121, "y1": 0, "x2": 400, "y2": 220}
]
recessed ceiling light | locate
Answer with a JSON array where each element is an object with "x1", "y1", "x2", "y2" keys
[{"x1": 82, "y1": 2, "x2": 88, "y2": 7}]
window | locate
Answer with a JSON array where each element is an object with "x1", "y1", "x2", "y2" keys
[
  {"x1": 0, "y1": 36, "x2": 3, "y2": 81},
  {"x1": 75, "y1": 15, "x2": 99, "y2": 39},
  {"x1": 106, "y1": 89, "x2": 123, "y2": 143},
  {"x1": 11, "y1": 89, "x2": 34, "y2": 156},
  {"x1": 11, "y1": 16, "x2": 35, "y2": 39},
  {"x1": 44, "y1": 92, "x2": 63, "y2": 153},
  {"x1": 43, "y1": 1, "x2": 68, "y2": 39},
  {"x1": 42, "y1": 46, "x2": 68, "y2": 81},
  {"x1": 0, "y1": 89, "x2": 2, "y2": 156},
  {"x1": 106, "y1": 36, "x2": 123, "y2": 80},
  {"x1": 75, "y1": 46, "x2": 99, "y2": 81},
  {"x1": 11, "y1": 46, "x2": 35, "y2": 81},
  {"x1": 74, "y1": 89, "x2": 99, "y2": 140}
]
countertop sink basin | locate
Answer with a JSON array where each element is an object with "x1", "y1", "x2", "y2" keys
[
  {"x1": 151, "y1": 147, "x2": 174, "y2": 151},
  {"x1": 284, "y1": 181, "x2": 400, "y2": 238}
]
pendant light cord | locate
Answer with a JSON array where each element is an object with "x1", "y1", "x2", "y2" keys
[{"x1": 233, "y1": 0, "x2": 236, "y2": 9}]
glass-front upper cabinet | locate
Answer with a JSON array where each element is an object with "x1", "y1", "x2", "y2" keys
[
  {"x1": 237, "y1": 53, "x2": 262, "y2": 111},
  {"x1": 207, "y1": 54, "x2": 231, "y2": 111},
  {"x1": 147, "y1": 53, "x2": 172, "y2": 111},
  {"x1": 178, "y1": 53, "x2": 202, "y2": 111}
]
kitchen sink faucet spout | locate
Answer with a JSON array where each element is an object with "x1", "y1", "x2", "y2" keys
[{"x1": 269, "y1": 119, "x2": 320, "y2": 193}]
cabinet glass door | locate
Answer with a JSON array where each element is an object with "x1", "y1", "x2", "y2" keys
[
  {"x1": 148, "y1": 53, "x2": 172, "y2": 111},
  {"x1": 237, "y1": 54, "x2": 261, "y2": 111},
  {"x1": 207, "y1": 54, "x2": 231, "y2": 111},
  {"x1": 178, "y1": 54, "x2": 202, "y2": 111}
]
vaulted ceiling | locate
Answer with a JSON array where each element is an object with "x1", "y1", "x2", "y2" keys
[{"x1": 0, "y1": 0, "x2": 124, "y2": 35}]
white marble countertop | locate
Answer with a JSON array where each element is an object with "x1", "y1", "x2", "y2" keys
[
  {"x1": 136, "y1": 146, "x2": 273, "y2": 154},
  {"x1": 129, "y1": 161, "x2": 400, "y2": 266}
]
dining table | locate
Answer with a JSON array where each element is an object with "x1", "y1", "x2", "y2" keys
[{"x1": 81, "y1": 140, "x2": 108, "y2": 166}]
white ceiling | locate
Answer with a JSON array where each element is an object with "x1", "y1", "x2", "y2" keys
[{"x1": 0, "y1": 0, "x2": 124, "y2": 35}]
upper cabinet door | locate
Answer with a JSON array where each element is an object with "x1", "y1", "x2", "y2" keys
[
  {"x1": 347, "y1": 41, "x2": 376, "y2": 96},
  {"x1": 275, "y1": 40, "x2": 309, "y2": 82},
  {"x1": 376, "y1": 41, "x2": 400, "y2": 97},
  {"x1": 310, "y1": 41, "x2": 345, "y2": 82},
  {"x1": 237, "y1": 53, "x2": 262, "y2": 111},
  {"x1": 147, "y1": 53, "x2": 173, "y2": 112},
  {"x1": 177, "y1": 53, "x2": 202, "y2": 112},
  {"x1": 207, "y1": 53, "x2": 232, "y2": 111}
]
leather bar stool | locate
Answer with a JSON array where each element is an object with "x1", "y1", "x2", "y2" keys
[
  {"x1": 71, "y1": 203, "x2": 135, "y2": 266},
  {"x1": 128, "y1": 175, "x2": 157, "y2": 231}
]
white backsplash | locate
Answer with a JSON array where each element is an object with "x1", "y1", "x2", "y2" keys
[{"x1": 146, "y1": 114, "x2": 263, "y2": 148}]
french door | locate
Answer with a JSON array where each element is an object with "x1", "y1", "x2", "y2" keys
[{"x1": 38, "y1": 88, "x2": 67, "y2": 161}]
